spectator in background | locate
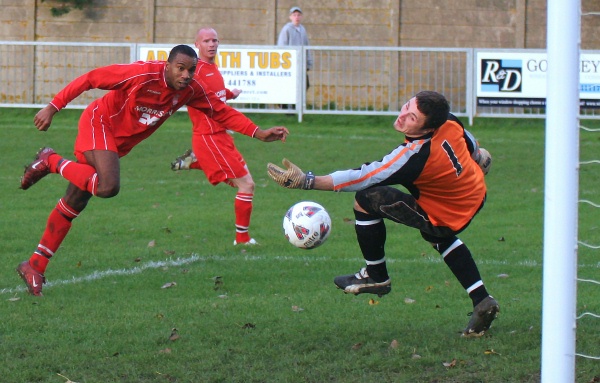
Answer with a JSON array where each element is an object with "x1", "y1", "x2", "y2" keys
[{"x1": 277, "y1": 6, "x2": 312, "y2": 111}]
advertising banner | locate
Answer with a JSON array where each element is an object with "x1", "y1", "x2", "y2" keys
[
  {"x1": 138, "y1": 45, "x2": 299, "y2": 104},
  {"x1": 476, "y1": 51, "x2": 600, "y2": 108}
]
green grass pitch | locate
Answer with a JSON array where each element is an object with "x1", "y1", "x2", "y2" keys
[{"x1": 0, "y1": 108, "x2": 599, "y2": 382}]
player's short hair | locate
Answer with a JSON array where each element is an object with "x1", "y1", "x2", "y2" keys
[
  {"x1": 168, "y1": 45, "x2": 197, "y2": 62},
  {"x1": 415, "y1": 91, "x2": 450, "y2": 130}
]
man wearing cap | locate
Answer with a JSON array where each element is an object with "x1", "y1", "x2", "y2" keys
[{"x1": 277, "y1": 6, "x2": 312, "y2": 111}]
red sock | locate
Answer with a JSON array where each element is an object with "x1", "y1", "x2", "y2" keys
[
  {"x1": 235, "y1": 192, "x2": 253, "y2": 243},
  {"x1": 47, "y1": 153, "x2": 62, "y2": 173},
  {"x1": 56, "y1": 159, "x2": 99, "y2": 195},
  {"x1": 190, "y1": 161, "x2": 202, "y2": 170},
  {"x1": 29, "y1": 198, "x2": 80, "y2": 274}
]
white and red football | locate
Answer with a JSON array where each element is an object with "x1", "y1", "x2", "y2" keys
[{"x1": 282, "y1": 201, "x2": 332, "y2": 249}]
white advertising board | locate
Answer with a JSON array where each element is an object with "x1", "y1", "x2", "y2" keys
[
  {"x1": 476, "y1": 51, "x2": 600, "y2": 108},
  {"x1": 138, "y1": 45, "x2": 299, "y2": 104}
]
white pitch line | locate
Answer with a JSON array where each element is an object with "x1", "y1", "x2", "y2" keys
[
  {"x1": 3, "y1": 253, "x2": 599, "y2": 295},
  {"x1": 1, "y1": 254, "x2": 203, "y2": 295}
]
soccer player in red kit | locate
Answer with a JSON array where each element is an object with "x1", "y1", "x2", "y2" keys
[
  {"x1": 17, "y1": 44, "x2": 289, "y2": 296},
  {"x1": 267, "y1": 91, "x2": 499, "y2": 337},
  {"x1": 170, "y1": 28, "x2": 259, "y2": 245}
]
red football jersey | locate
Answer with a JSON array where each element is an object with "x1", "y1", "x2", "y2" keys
[
  {"x1": 49, "y1": 60, "x2": 258, "y2": 155},
  {"x1": 187, "y1": 60, "x2": 238, "y2": 135}
]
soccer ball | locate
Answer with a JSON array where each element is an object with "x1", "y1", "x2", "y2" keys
[{"x1": 283, "y1": 201, "x2": 332, "y2": 249}]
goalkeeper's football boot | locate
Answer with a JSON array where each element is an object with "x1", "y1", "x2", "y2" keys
[
  {"x1": 20, "y1": 147, "x2": 56, "y2": 190},
  {"x1": 462, "y1": 295, "x2": 500, "y2": 337},
  {"x1": 170, "y1": 149, "x2": 197, "y2": 171},
  {"x1": 16, "y1": 261, "x2": 46, "y2": 296},
  {"x1": 334, "y1": 267, "x2": 391, "y2": 297}
]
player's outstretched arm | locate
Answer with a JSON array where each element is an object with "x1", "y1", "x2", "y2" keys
[
  {"x1": 267, "y1": 158, "x2": 334, "y2": 190},
  {"x1": 254, "y1": 126, "x2": 289, "y2": 142}
]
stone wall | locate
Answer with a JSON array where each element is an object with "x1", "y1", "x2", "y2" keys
[
  {"x1": 2, "y1": 0, "x2": 598, "y2": 109},
  {"x1": 2, "y1": 0, "x2": 599, "y2": 49}
]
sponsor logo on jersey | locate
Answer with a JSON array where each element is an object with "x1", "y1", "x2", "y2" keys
[{"x1": 135, "y1": 106, "x2": 167, "y2": 117}]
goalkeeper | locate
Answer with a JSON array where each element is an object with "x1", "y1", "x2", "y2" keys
[{"x1": 267, "y1": 90, "x2": 498, "y2": 337}]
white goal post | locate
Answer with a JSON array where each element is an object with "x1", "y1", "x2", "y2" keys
[{"x1": 541, "y1": 1, "x2": 580, "y2": 382}]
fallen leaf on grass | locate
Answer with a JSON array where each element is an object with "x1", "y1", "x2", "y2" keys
[
  {"x1": 368, "y1": 299, "x2": 379, "y2": 305},
  {"x1": 134, "y1": 257, "x2": 142, "y2": 262},
  {"x1": 442, "y1": 358, "x2": 457, "y2": 368},
  {"x1": 158, "y1": 348, "x2": 172, "y2": 354},
  {"x1": 351, "y1": 342, "x2": 362, "y2": 350},
  {"x1": 404, "y1": 297, "x2": 415, "y2": 304},
  {"x1": 161, "y1": 282, "x2": 177, "y2": 289},
  {"x1": 291, "y1": 305, "x2": 304, "y2": 312},
  {"x1": 425, "y1": 285, "x2": 434, "y2": 292},
  {"x1": 169, "y1": 328, "x2": 180, "y2": 341},
  {"x1": 389, "y1": 339, "x2": 399, "y2": 349},
  {"x1": 213, "y1": 276, "x2": 223, "y2": 290},
  {"x1": 163, "y1": 250, "x2": 175, "y2": 255},
  {"x1": 484, "y1": 349, "x2": 501, "y2": 355},
  {"x1": 148, "y1": 240, "x2": 156, "y2": 247},
  {"x1": 241, "y1": 323, "x2": 256, "y2": 329},
  {"x1": 155, "y1": 371, "x2": 177, "y2": 382}
]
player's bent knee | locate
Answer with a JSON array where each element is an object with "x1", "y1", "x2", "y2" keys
[{"x1": 95, "y1": 184, "x2": 120, "y2": 198}]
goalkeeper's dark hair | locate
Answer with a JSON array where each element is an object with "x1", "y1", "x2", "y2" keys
[
  {"x1": 415, "y1": 91, "x2": 450, "y2": 131},
  {"x1": 168, "y1": 44, "x2": 197, "y2": 62}
]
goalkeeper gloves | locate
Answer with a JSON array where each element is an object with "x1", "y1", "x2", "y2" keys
[
  {"x1": 474, "y1": 148, "x2": 492, "y2": 175},
  {"x1": 267, "y1": 158, "x2": 315, "y2": 189}
]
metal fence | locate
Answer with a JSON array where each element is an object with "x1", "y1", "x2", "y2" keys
[
  {"x1": 304, "y1": 46, "x2": 471, "y2": 119},
  {"x1": 1, "y1": 41, "x2": 597, "y2": 124}
]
